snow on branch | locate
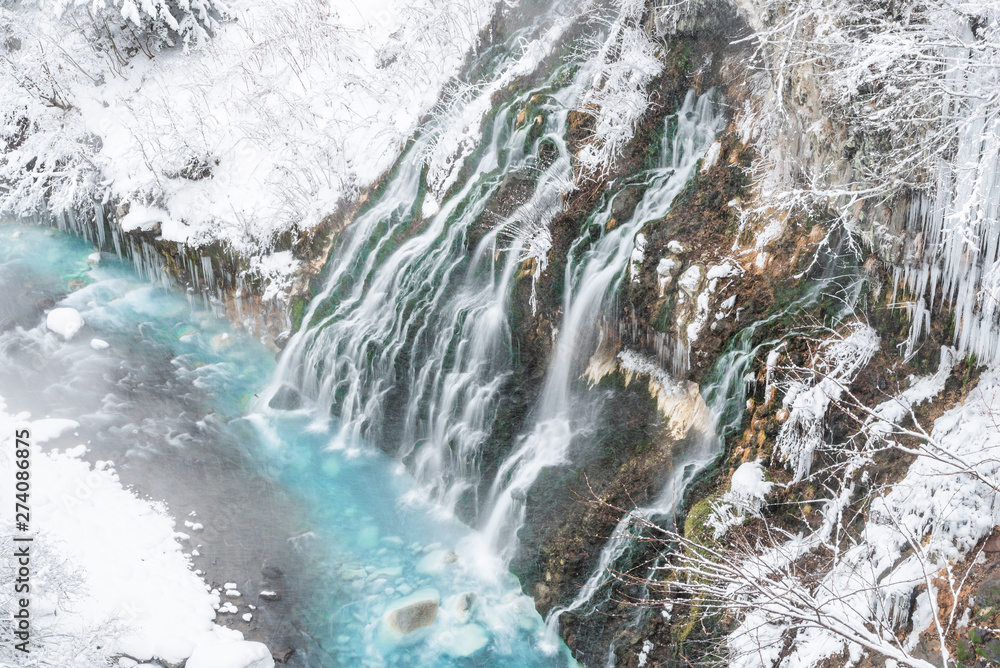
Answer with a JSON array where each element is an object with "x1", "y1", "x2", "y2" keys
[
  {"x1": 589, "y1": 327, "x2": 1000, "y2": 668},
  {"x1": 576, "y1": 0, "x2": 665, "y2": 177},
  {"x1": 773, "y1": 320, "x2": 879, "y2": 482}
]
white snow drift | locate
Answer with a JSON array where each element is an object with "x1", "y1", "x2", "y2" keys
[{"x1": 0, "y1": 397, "x2": 261, "y2": 667}]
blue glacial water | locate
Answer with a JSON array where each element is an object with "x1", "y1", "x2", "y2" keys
[{"x1": 0, "y1": 222, "x2": 572, "y2": 667}]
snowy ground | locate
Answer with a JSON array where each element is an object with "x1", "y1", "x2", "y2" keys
[{"x1": 0, "y1": 397, "x2": 271, "y2": 668}]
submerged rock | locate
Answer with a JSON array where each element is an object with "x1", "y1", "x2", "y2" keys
[
  {"x1": 446, "y1": 592, "x2": 476, "y2": 623},
  {"x1": 260, "y1": 562, "x2": 283, "y2": 580},
  {"x1": 267, "y1": 385, "x2": 302, "y2": 411},
  {"x1": 386, "y1": 598, "x2": 438, "y2": 634}
]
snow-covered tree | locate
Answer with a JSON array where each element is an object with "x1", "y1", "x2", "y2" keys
[{"x1": 47, "y1": 0, "x2": 229, "y2": 55}]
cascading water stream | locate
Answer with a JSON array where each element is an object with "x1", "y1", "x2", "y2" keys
[
  {"x1": 479, "y1": 89, "x2": 726, "y2": 566},
  {"x1": 539, "y1": 241, "x2": 866, "y2": 651},
  {"x1": 263, "y1": 7, "x2": 599, "y2": 524},
  {"x1": 540, "y1": 316, "x2": 761, "y2": 651}
]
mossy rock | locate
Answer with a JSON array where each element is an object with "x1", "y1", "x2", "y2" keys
[
  {"x1": 977, "y1": 579, "x2": 1000, "y2": 607},
  {"x1": 683, "y1": 494, "x2": 719, "y2": 546},
  {"x1": 291, "y1": 295, "x2": 310, "y2": 332}
]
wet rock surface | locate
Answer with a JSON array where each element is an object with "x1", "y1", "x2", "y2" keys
[{"x1": 387, "y1": 599, "x2": 440, "y2": 634}]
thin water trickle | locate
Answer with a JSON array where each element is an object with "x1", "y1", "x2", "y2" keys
[
  {"x1": 480, "y1": 90, "x2": 726, "y2": 566},
  {"x1": 540, "y1": 245, "x2": 865, "y2": 653}
]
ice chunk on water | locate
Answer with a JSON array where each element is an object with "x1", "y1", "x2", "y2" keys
[
  {"x1": 64, "y1": 444, "x2": 87, "y2": 458},
  {"x1": 438, "y1": 623, "x2": 489, "y2": 657}
]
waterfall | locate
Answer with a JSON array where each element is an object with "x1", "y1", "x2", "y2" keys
[
  {"x1": 263, "y1": 9, "x2": 728, "y2": 656},
  {"x1": 265, "y1": 1, "x2": 596, "y2": 524},
  {"x1": 479, "y1": 90, "x2": 725, "y2": 565},
  {"x1": 539, "y1": 246, "x2": 863, "y2": 651},
  {"x1": 266, "y1": 10, "x2": 728, "y2": 601}
]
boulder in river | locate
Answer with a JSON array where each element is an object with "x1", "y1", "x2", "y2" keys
[
  {"x1": 382, "y1": 589, "x2": 441, "y2": 636},
  {"x1": 387, "y1": 599, "x2": 438, "y2": 634},
  {"x1": 267, "y1": 384, "x2": 302, "y2": 411}
]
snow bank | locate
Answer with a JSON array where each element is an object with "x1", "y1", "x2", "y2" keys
[
  {"x1": 775, "y1": 366, "x2": 1000, "y2": 667},
  {"x1": 866, "y1": 346, "x2": 956, "y2": 443},
  {"x1": 722, "y1": 340, "x2": 995, "y2": 668},
  {"x1": 186, "y1": 640, "x2": 275, "y2": 668},
  {"x1": 729, "y1": 611, "x2": 785, "y2": 668},
  {"x1": 0, "y1": 397, "x2": 250, "y2": 666}
]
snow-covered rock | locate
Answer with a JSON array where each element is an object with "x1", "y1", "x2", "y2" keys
[
  {"x1": 656, "y1": 258, "x2": 677, "y2": 295},
  {"x1": 678, "y1": 265, "x2": 703, "y2": 294},
  {"x1": 629, "y1": 233, "x2": 647, "y2": 283},
  {"x1": 46, "y1": 307, "x2": 85, "y2": 340},
  {"x1": 729, "y1": 461, "x2": 773, "y2": 508},
  {"x1": 185, "y1": 641, "x2": 274, "y2": 668},
  {"x1": 90, "y1": 338, "x2": 110, "y2": 350},
  {"x1": 708, "y1": 461, "x2": 774, "y2": 538}
]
